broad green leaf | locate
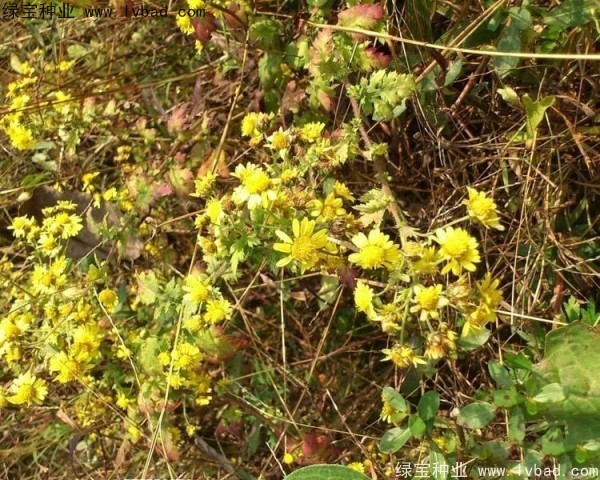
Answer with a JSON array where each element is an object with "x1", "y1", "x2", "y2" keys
[
  {"x1": 488, "y1": 360, "x2": 513, "y2": 388},
  {"x1": 497, "y1": 87, "x2": 521, "y2": 107},
  {"x1": 408, "y1": 415, "x2": 427, "y2": 438},
  {"x1": 382, "y1": 387, "x2": 409, "y2": 413},
  {"x1": 457, "y1": 402, "x2": 496, "y2": 429},
  {"x1": 544, "y1": 0, "x2": 595, "y2": 28},
  {"x1": 418, "y1": 391, "x2": 440, "y2": 421},
  {"x1": 495, "y1": 7, "x2": 531, "y2": 77},
  {"x1": 493, "y1": 389, "x2": 520, "y2": 408},
  {"x1": 429, "y1": 443, "x2": 449, "y2": 480},
  {"x1": 380, "y1": 427, "x2": 411, "y2": 453},
  {"x1": 286, "y1": 465, "x2": 369, "y2": 480},
  {"x1": 533, "y1": 383, "x2": 567, "y2": 403},
  {"x1": 534, "y1": 322, "x2": 600, "y2": 445},
  {"x1": 522, "y1": 94, "x2": 555, "y2": 139}
]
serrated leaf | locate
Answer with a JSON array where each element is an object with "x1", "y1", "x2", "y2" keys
[{"x1": 457, "y1": 402, "x2": 496, "y2": 429}]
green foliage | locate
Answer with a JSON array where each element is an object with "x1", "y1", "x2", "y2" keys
[
  {"x1": 286, "y1": 465, "x2": 369, "y2": 480},
  {"x1": 347, "y1": 70, "x2": 417, "y2": 121}
]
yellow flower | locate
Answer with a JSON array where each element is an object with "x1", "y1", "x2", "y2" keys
[
  {"x1": 8, "y1": 216, "x2": 36, "y2": 238},
  {"x1": 193, "y1": 173, "x2": 217, "y2": 198},
  {"x1": 98, "y1": 289, "x2": 119, "y2": 312},
  {"x1": 49, "y1": 352, "x2": 87, "y2": 383},
  {"x1": 232, "y1": 163, "x2": 275, "y2": 209},
  {"x1": 464, "y1": 187, "x2": 504, "y2": 230},
  {"x1": 184, "y1": 315, "x2": 203, "y2": 332},
  {"x1": 434, "y1": 227, "x2": 480, "y2": 275},
  {"x1": 354, "y1": 281, "x2": 376, "y2": 318},
  {"x1": 177, "y1": 14, "x2": 194, "y2": 35},
  {"x1": 7, "y1": 371, "x2": 48, "y2": 406},
  {"x1": 116, "y1": 391, "x2": 132, "y2": 409},
  {"x1": 241, "y1": 112, "x2": 260, "y2": 137},
  {"x1": 413, "y1": 246, "x2": 439, "y2": 275},
  {"x1": 348, "y1": 229, "x2": 400, "y2": 270},
  {"x1": 187, "y1": 0, "x2": 204, "y2": 8},
  {"x1": 172, "y1": 342, "x2": 202, "y2": 370},
  {"x1": 283, "y1": 453, "x2": 295, "y2": 465},
  {"x1": 273, "y1": 218, "x2": 334, "y2": 272},
  {"x1": 183, "y1": 273, "x2": 211, "y2": 304},
  {"x1": 267, "y1": 127, "x2": 290, "y2": 150},
  {"x1": 6, "y1": 122, "x2": 35, "y2": 150},
  {"x1": 204, "y1": 298, "x2": 233, "y2": 324},
  {"x1": 410, "y1": 284, "x2": 448, "y2": 321},
  {"x1": 477, "y1": 273, "x2": 502, "y2": 309},
  {"x1": 70, "y1": 324, "x2": 103, "y2": 362},
  {"x1": 205, "y1": 197, "x2": 224, "y2": 225},
  {"x1": 158, "y1": 351, "x2": 171, "y2": 366},
  {"x1": 348, "y1": 462, "x2": 365, "y2": 473},
  {"x1": 462, "y1": 303, "x2": 496, "y2": 337},
  {"x1": 424, "y1": 325, "x2": 457, "y2": 360},
  {"x1": 311, "y1": 193, "x2": 345, "y2": 221},
  {"x1": 333, "y1": 181, "x2": 354, "y2": 201},
  {"x1": 299, "y1": 122, "x2": 325, "y2": 142},
  {"x1": 381, "y1": 344, "x2": 426, "y2": 368}
]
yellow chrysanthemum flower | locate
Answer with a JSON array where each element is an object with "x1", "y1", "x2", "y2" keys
[
  {"x1": 176, "y1": 14, "x2": 194, "y2": 35},
  {"x1": 299, "y1": 122, "x2": 325, "y2": 142},
  {"x1": 348, "y1": 229, "x2": 400, "y2": 270},
  {"x1": 6, "y1": 122, "x2": 35, "y2": 150},
  {"x1": 464, "y1": 187, "x2": 504, "y2": 230},
  {"x1": 7, "y1": 371, "x2": 48, "y2": 406},
  {"x1": 348, "y1": 462, "x2": 365, "y2": 473},
  {"x1": 183, "y1": 273, "x2": 211, "y2": 304},
  {"x1": 98, "y1": 288, "x2": 119, "y2": 313},
  {"x1": 8, "y1": 216, "x2": 36, "y2": 238},
  {"x1": 205, "y1": 197, "x2": 224, "y2": 225},
  {"x1": 354, "y1": 281, "x2": 375, "y2": 317},
  {"x1": 462, "y1": 303, "x2": 496, "y2": 337},
  {"x1": 424, "y1": 325, "x2": 457, "y2": 360},
  {"x1": 413, "y1": 246, "x2": 439, "y2": 275},
  {"x1": 232, "y1": 163, "x2": 275, "y2": 209},
  {"x1": 274, "y1": 218, "x2": 335, "y2": 272},
  {"x1": 267, "y1": 127, "x2": 290, "y2": 150},
  {"x1": 203, "y1": 298, "x2": 233, "y2": 324},
  {"x1": 311, "y1": 193, "x2": 345, "y2": 221},
  {"x1": 49, "y1": 352, "x2": 87, "y2": 383},
  {"x1": 381, "y1": 344, "x2": 426, "y2": 368},
  {"x1": 172, "y1": 342, "x2": 202, "y2": 370},
  {"x1": 410, "y1": 284, "x2": 449, "y2": 321},
  {"x1": 333, "y1": 181, "x2": 354, "y2": 202},
  {"x1": 434, "y1": 227, "x2": 480, "y2": 275},
  {"x1": 477, "y1": 273, "x2": 503, "y2": 309}
]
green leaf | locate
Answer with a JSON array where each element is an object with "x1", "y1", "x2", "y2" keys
[
  {"x1": 418, "y1": 391, "x2": 440, "y2": 421},
  {"x1": 495, "y1": 7, "x2": 531, "y2": 77},
  {"x1": 534, "y1": 322, "x2": 600, "y2": 445},
  {"x1": 408, "y1": 415, "x2": 427, "y2": 438},
  {"x1": 286, "y1": 465, "x2": 369, "y2": 480},
  {"x1": 488, "y1": 361, "x2": 513, "y2": 388},
  {"x1": 380, "y1": 427, "x2": 411, "y2": 453},
  {"x1": 544, "y1": 0, "x2": 595, "y2": 28},
  {"x1": 522, "y1": 94, "x2": 555, "y2": 139},
  {"x1": 493, "y1": 389, "x2": 521, "y2": 408},
  {"x1": 497, "y1": 86, "x2": 521, "y2": 107},
  {"x1": 509, "y1": 407, "x2": 526, "y2": 442},
  {"x1": 457, "y1": 402, "x2": 496, "y2": 429},
  {"x1": 429, "y1": 443, "x2": 449, "y2": 480},
  {"x1": 533, "y1": 383, "x2": 567, "y2": 403},
  {"x1": 382, "y1": 387, "x2": 409, "y2": 413}
]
